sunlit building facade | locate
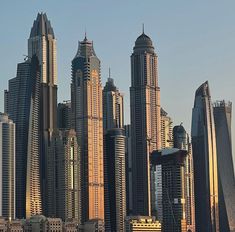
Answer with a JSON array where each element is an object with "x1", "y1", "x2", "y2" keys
[{"x1": 71, "y1": 36, "x2": 104, "y2": 223}]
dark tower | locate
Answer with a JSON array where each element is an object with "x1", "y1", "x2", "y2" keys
[
  {"x1": 213, "y1": 101, "x2": 235, "y2": 232},
  {"x1": 191, "y1": 81, "x2": 219, "y2": 232},
  {"x1": 130, "y1": 29, "x2": 161, "y2": 216}
]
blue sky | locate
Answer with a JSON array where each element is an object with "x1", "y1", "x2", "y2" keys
[{"x1": 1, "y1": 1, "x2": 235, "y2": 140}]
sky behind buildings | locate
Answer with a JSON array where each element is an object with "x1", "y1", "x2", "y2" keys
[{"x1": 1, "y1": 0, "x2": 235, "y2": 143}]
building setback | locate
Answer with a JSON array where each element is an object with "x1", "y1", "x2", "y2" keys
[
  {"x1": 130, "y1": 29, "x2": 161, "y2": 216},
  {"x1": 0, "y1": 113, "x2": 15, "y2": 220},
  {"x1": 213, "y1": 100, "x2": 235, "y2": 232},
  {"x1": 71, "y1": 35, "x2": 104, "y2": 223},
  {"x1": 191, "y1": 81, "x2": 219, "y2": 232}
]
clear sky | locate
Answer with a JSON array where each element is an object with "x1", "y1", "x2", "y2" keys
[{"x1": 1, "y1": 1, "x2": 235, "y2": 142}]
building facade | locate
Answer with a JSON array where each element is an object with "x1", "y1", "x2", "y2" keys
[
  {"x1": 5, "y1": 61, "x2": 32, "y2": 219},
  {"x1": 28, "y1": 13, "x2": 58, "y2": 216},
  {"x1": 0, "y1": 113, "x2": 15, "y2": 220},
  {"x1": 213, "y1": 100, "x2": 235, "y2": 232},
  {"x1": 103, "y1": 76, "x2": 124, "y2": 132},
  {"x1": 104, "y1": 129, "x2": 126, "y2": 232},
  {"x1": 47, "y1": 129, "x2": 81, "y2": 223},
  {"x1": 151, "y1": 149, "x2": 188, "y2": 232},
  {"x1": 173, "y1": 125, "x2": 195, "y2": 232},
  {"x1": 57, "y1": 101, "x2": 71, "y2": 130},
  {"x1": 130, "y1": 30, "x2": 161, "y2": 216},
  {"x1": 191, "y1": 81, "x2": 219, "y2": 232},
  {"x1": 125, "y1": 216, "x2": 161, "y2": 232},
  {"x1": 71, "y1": 36, "x2": 104, "y2": 223},
  {"x1": 124, "y1": 125, "x2": 132, "y2": 216}
]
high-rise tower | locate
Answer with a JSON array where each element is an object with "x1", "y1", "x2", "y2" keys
[
  {"x1": 47, "y1": 129, "x2": 81, "y2": 223},
  {"x1": 103, "y1": 75, "x2": 126, "y2": 231},
  {"x1": 173, "y1": 125, "x2": 195, "y2": 232},
  {"x1": 103, "y1": 75, "x2": 124, "y2": 132},
  {"x1": 0, "y1": 113, "x2": 15, "y2": 220},
  {"x1": 213, "y1": 101, "x2": 235, "y2": 232},
  {"x1": 130, "y1": 29, "x2": 161, "y2": 216},
  {"x1": 191, "y1": 81, "x2": 219, "y2": 232},
  {"x1": 28, "y1": 13, "x2": 57, "y2": 215},
  {"x1": 5, "y1": 60, "x2": 32, "y2": 218},
  {"x1": 71, "y1": 36, "x2": 104, "y2": 223}
]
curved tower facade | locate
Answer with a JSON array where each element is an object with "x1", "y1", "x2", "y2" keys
[
  {"x1": 213, "y1": 101, "x2": 235, "y2": 232},
  {"x1": 130, "y1": 31, "x2": 161, "y2": 216},
  {"x1": 71, "y1": 36, "x2": 104, "y2": 223},
  {"x1": 28, "y1": 13, "x2": 57, "y2": 216},
  {"x1": 191, "y1": 81, "x2": 219, "y2": 232}
]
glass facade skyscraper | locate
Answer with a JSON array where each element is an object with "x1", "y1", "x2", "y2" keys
[
  {"x1": 191, "y1": 81, "x2": 219, "y2": 232},
  {"x1": 213, "y1": 100, "x2": 235, "y2": 232}
]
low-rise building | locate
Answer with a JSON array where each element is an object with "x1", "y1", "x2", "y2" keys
[{"x1": 125, "y1": 216, "x2": 161, "y2": 232}]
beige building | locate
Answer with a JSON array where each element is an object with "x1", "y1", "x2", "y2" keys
[
  {"x1": 125, "y1": 216, "x2": 161, "y2": 232},
  {"x1": 71, "y1": 36, "x2": 104, "y2": 224}
]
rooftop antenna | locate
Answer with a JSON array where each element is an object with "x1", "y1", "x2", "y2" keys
[
  {"x1": 84, "y1": 26, "x2": 87, "y2": 40},
  {"x1": 142, "y1": 23, "x2": 145, "y2": 34},
  {"x1": 109, "y1": 67, "x2": 111, "y2": 78}
]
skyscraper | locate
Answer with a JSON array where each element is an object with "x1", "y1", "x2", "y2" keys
[
  {"x1": 161, "y1": 108, "x2": 173, "y2": 149},
  {"x1": 5, "y1": 60, "x2": 32, "y2": 218},
  {"x1": 57, "y1": 101, "x2": 71, "y2": 130},
  {"x1": 151, "y1": 149, "x2": 188, "y2": 232},
  {"x1": 0, "y1": 113, "x2": 15, "y2": 220},
  {"x1": 71, "y1": 36, "x2": 104, "y2": 223},
  {"x1": 103, "y1": 74, "x2": 126, "y2": 231},
  {"x1": 213, "y1": 100, "x2": 235, "y2": 232},
  {"x1": 154, "y1": 108, "x2": 173, "y2": 221},
  {"x1": 28, "y1": 13, "x2": 58, "y2": 215},
  {"x1": 173, "y1": 125, "x2": 195, "y2": 232},
  {"x1": 25, "y1": 55, "x2": 42, "y2": 218},
  {"x1": 191, "y1": 81, "x2": 219, "y2": 232},
  {"x1": 124, "y1": 124, "x2": 132, "y2": 216},
  {"x1": 130, "y1": 29, "x2": 161, "y2": 216},
  {"x1": 103, "y1": 74, "x2": 124, "y2": 132},
  {"x1": 47, "y1": 129, "x2": 81, "y2": 223},
  {"x1": 104, "y1": 129, "x2": 126, "y2": 232}
]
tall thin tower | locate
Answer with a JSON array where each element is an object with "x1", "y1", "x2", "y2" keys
[
  {"x1": 191, "y1": 81, "x2": 219, "y2": 232},
  {"x1": 213, "y1": 101, "x2": 235, "y2": 232},
  {"x1": 71, "y1": 36, "x2": 104, "y2": 223},
  {"x1": 130, "y1": 28, "x2": 161, "y2": 216},
  {"x1": 0, "y1": 113, "x2": 15, "y2": 220},
  {"x1": 28, "y1": 13, "x2": 57, "y2": 215}
]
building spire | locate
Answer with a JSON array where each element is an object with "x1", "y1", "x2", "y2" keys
[
  {"x1": 84, "y1": 26, "x2": 87, "y2": 40},
  {"x1": 142, "y1": 23, "x2": 145, "y2": 34},
  {"x1": 109, "y1": 67, "x2": 111, "y2": 79}
]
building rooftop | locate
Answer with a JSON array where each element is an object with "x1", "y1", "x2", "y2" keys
[{"x1": 30, "y1": 12, "x2": 55, "y2": 38}]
